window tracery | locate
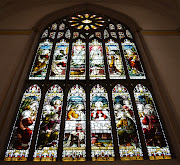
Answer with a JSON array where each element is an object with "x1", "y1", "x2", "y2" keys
[{"x1": 4, "y1": 12, "x2": 172, "y2": 162}]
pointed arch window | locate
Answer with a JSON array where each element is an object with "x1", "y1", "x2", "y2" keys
[{"x1": 4, "y1": 12, "x2": 172, "y2": 162}]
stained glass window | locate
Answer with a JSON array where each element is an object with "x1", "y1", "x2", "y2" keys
[{"x1": 5, "y1": 12, "x2": 172, "y2": 162}]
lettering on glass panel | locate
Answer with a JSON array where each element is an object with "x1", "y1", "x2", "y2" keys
[
  {"x1": 49, "y1": 40, "x2": 69, "y2": 80},
  {"x1": 29, "y1": 40, "x2": 53, "y2": 80},
  {"x1": 69, "y1": 39, "x2": 86, "y2": 80},
  {"x1": 4, "y1": 85, "x2": 41, "y2": 161},
  {"x1": 112, "y1": 84, "x2": 143, "y2": 160},
  {"x1": 90, "y1": 84, "x2": 115, "y2": 161},
  {"x1": 89, "y1": 39, "x2": 106, "y2": 79},
  {"x1": 121, "y1": 39, "x2": 146, "y2": 79},
  {"x1": 33, "y1": 85, "x2": 63, "y2": 161},
  {"x1": 106, "y1": 39, "x2": 125, "y2": 79},
  {"x1": 134, "y1": 84, "x2": 171, "y2": 160},
  {"x1": 62, "y1": 85, "x2": 86, "y2": 161}
]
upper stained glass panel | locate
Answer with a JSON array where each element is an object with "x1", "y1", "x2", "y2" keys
[
  {"x1": 33, "y1": 85, "x2": 63, "y2": 161},
  {"x1": 105, "y1": 39, "x2": 125, "y2": 79},
  {"x1": 29, "y1": 40, "x2": 53, "y2": 80},
  {"x1": 89, "y1": 39, "x2": 106, "y2": 79},
  {"x1": 5, "y1": 85, "x2": 41, "y2": 161},
  {"x1": 121, "y1": 39, "x2": 146, "y2": 79},
  {"x1": 134, "y1": 84, "x2": 171, "y2": 160},
  {"x1": 49, "y1": 40, "x2": 69, "y2": 80},
  {"x1": 69, "y1": 39, "x2": 86, "y2": 80},
  {"x1": 112, "y1": 84, "x2": 143, "y2": 160}
]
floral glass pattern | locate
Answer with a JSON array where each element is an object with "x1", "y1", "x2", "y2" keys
[
  {"x1": 62, "y1": 85, "x2": 86, "y2": 161},
  {"x1": 5, "y1": 85, "x2": 41, "y2": 161},
  {"x1": 112, "y1": 84, "x2": 143, "y2": 160},
  {"x1": 90, "y1": 84, "x2": 115, "y2": 161},
  {"x1": 33, "y1": 85, "x2": 63, "y2": 161},
  {"x1": 134, "y1": 84, "x2": 171, "y2": 160}
]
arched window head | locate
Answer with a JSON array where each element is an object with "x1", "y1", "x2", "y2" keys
[{"x1": 4, "y1": 11, "x2": 172, "y2": 162}]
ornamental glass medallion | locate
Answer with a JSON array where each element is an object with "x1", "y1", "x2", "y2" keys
[
  {"x1": 69, "y1": 39, "x2": 86, "y2": 80},
  {"x1": 29, "y1": 40, "x2": 53, "y2": 80},
  {"x1": 112, "y1": 84, "x2": 143, "y2": 160},
  {"x1": 49, "y1": 40, "x2": 69, "y2": 80},
  {"x1": 33, "y1": 85, "x2": 63, "y2": 161},
  {"x1": 105, "y1": 39, "x2": 125, "y2": 79},
  {"x1": 134, "y1": 84, "x2": 171, "y2": 160},
  {"x1": 5, "y1": 85, "x2": 41, "y2": 161},
  {"x1": 121, "y1": 39, "x2": 146, "y2": 79},
  {"x1": 90, "y1": 84, "x2": 115, "y2": 161},
  {"x1": 89, "y1": 39, "x2": 106, "y2": 79},
  {"x1": 62, "y1": 85, "x2": 86, "y2": 161}
]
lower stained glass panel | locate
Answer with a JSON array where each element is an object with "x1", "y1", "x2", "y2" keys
[
  {"x1": 62, "y1": 85, "x2": 86, "y2": 161},
  {"x1": 134, "y1": 84, "x2": 171, "y2": 160},
  {"x1": 112, "y1": 84, "x2": 143, "y2": 160},
  {"x1": 90, "y1": 84, "x2": 115, "y2": 161},
  {"x1": 5, "y1": 85, "x2": 41, "y2": 161},
  {"x1": 33, "y1": 85, "x2": 63, "y2": 161}
]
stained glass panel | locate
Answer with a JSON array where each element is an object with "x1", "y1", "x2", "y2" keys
[
  {"x1": 49, "y1": 32, "x2": 56, "y2": 39},
  {"x1": 118, "y1": 32, "x2": 125, "y2": 39},
  {"x1": 33, "y1": 85, "x2": 63, "y2": 161},
  {"x1": 73, "y1": 32, "x2": 79, "y2": 39},
  {"x1": 105, "y1": 39, "x2": 125, "y2": 79},
  {"x1": 89, "y1": 39, "x2": 106, "y2": 79},
  {"x1": 112, "y1": 84, "x2": 143, "y2": 160},
  {"x1": 126, "y1": 30, "x2": 133, "y2": 38},
  {"x1": 59, "y1": 23, "x2": 65, "y2": 30},
  {"x1": 110, "y1": 32, "x2": 117, "y2": 38},
  {"x1": 69, "y1": 39, "x2": 86, "y2": 80},
  {"x1": 121, "y1": 39, "x2": 146, "y2": 79},
  {"x1": 62, "y1": 85, "x2": 86, "y2": 161},
  {"x1": 134, "y1": 84, "x2": 171, "y2": 160},
  {"x1": 41, "y1": 29, "x2": 48, "y2": 39},
  {"x1": 90, "y1": 84, "x2": 115, "y2": 161},
  {"x1": 29, "y1": 39, "x2": 53, "y2": 80},
  {"x1": 117, "y1": 24, "x2": 123, "y2": 30},
  {"x1": 4, "y1": 85, "x2": 41, "y2": 161},
  {"x1": 65, "y1": 30, "x2": 71, "y2": 39},
  {"x1": 51, "y1": 23, "x2": 57, "y2": 30},
  {"x1": 49, "y1": 39, "x2": 69, "y2": 80},
  {"x1": 104, "y1": 29, "x2": 109, "y2": 39},
  {"x1": 57, "y1": 32, "x2": 64, "y2": 39}
]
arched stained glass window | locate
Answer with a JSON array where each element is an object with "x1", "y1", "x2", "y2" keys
[
  {"x1": 33, "y1": 85, "x2": 63, "y2": 161},
  {"x1": 90, "y1": 84, "x2": 114, "y2": 161},
  {"x1": 112, "y1": 84, "x2": 143, "y2": 160},
  {"x1": 4, "y1": 12, "x2": 172, "y2": 162},
  {"x1": 5, "y1": 84, "x2": 41, "y2": 161},
  {"x1": 134, "y1": 84, "x2": 171, "y2": 160},
  {"x1": 63, "y1": 84, "x2": 86, "y2": 161}
]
